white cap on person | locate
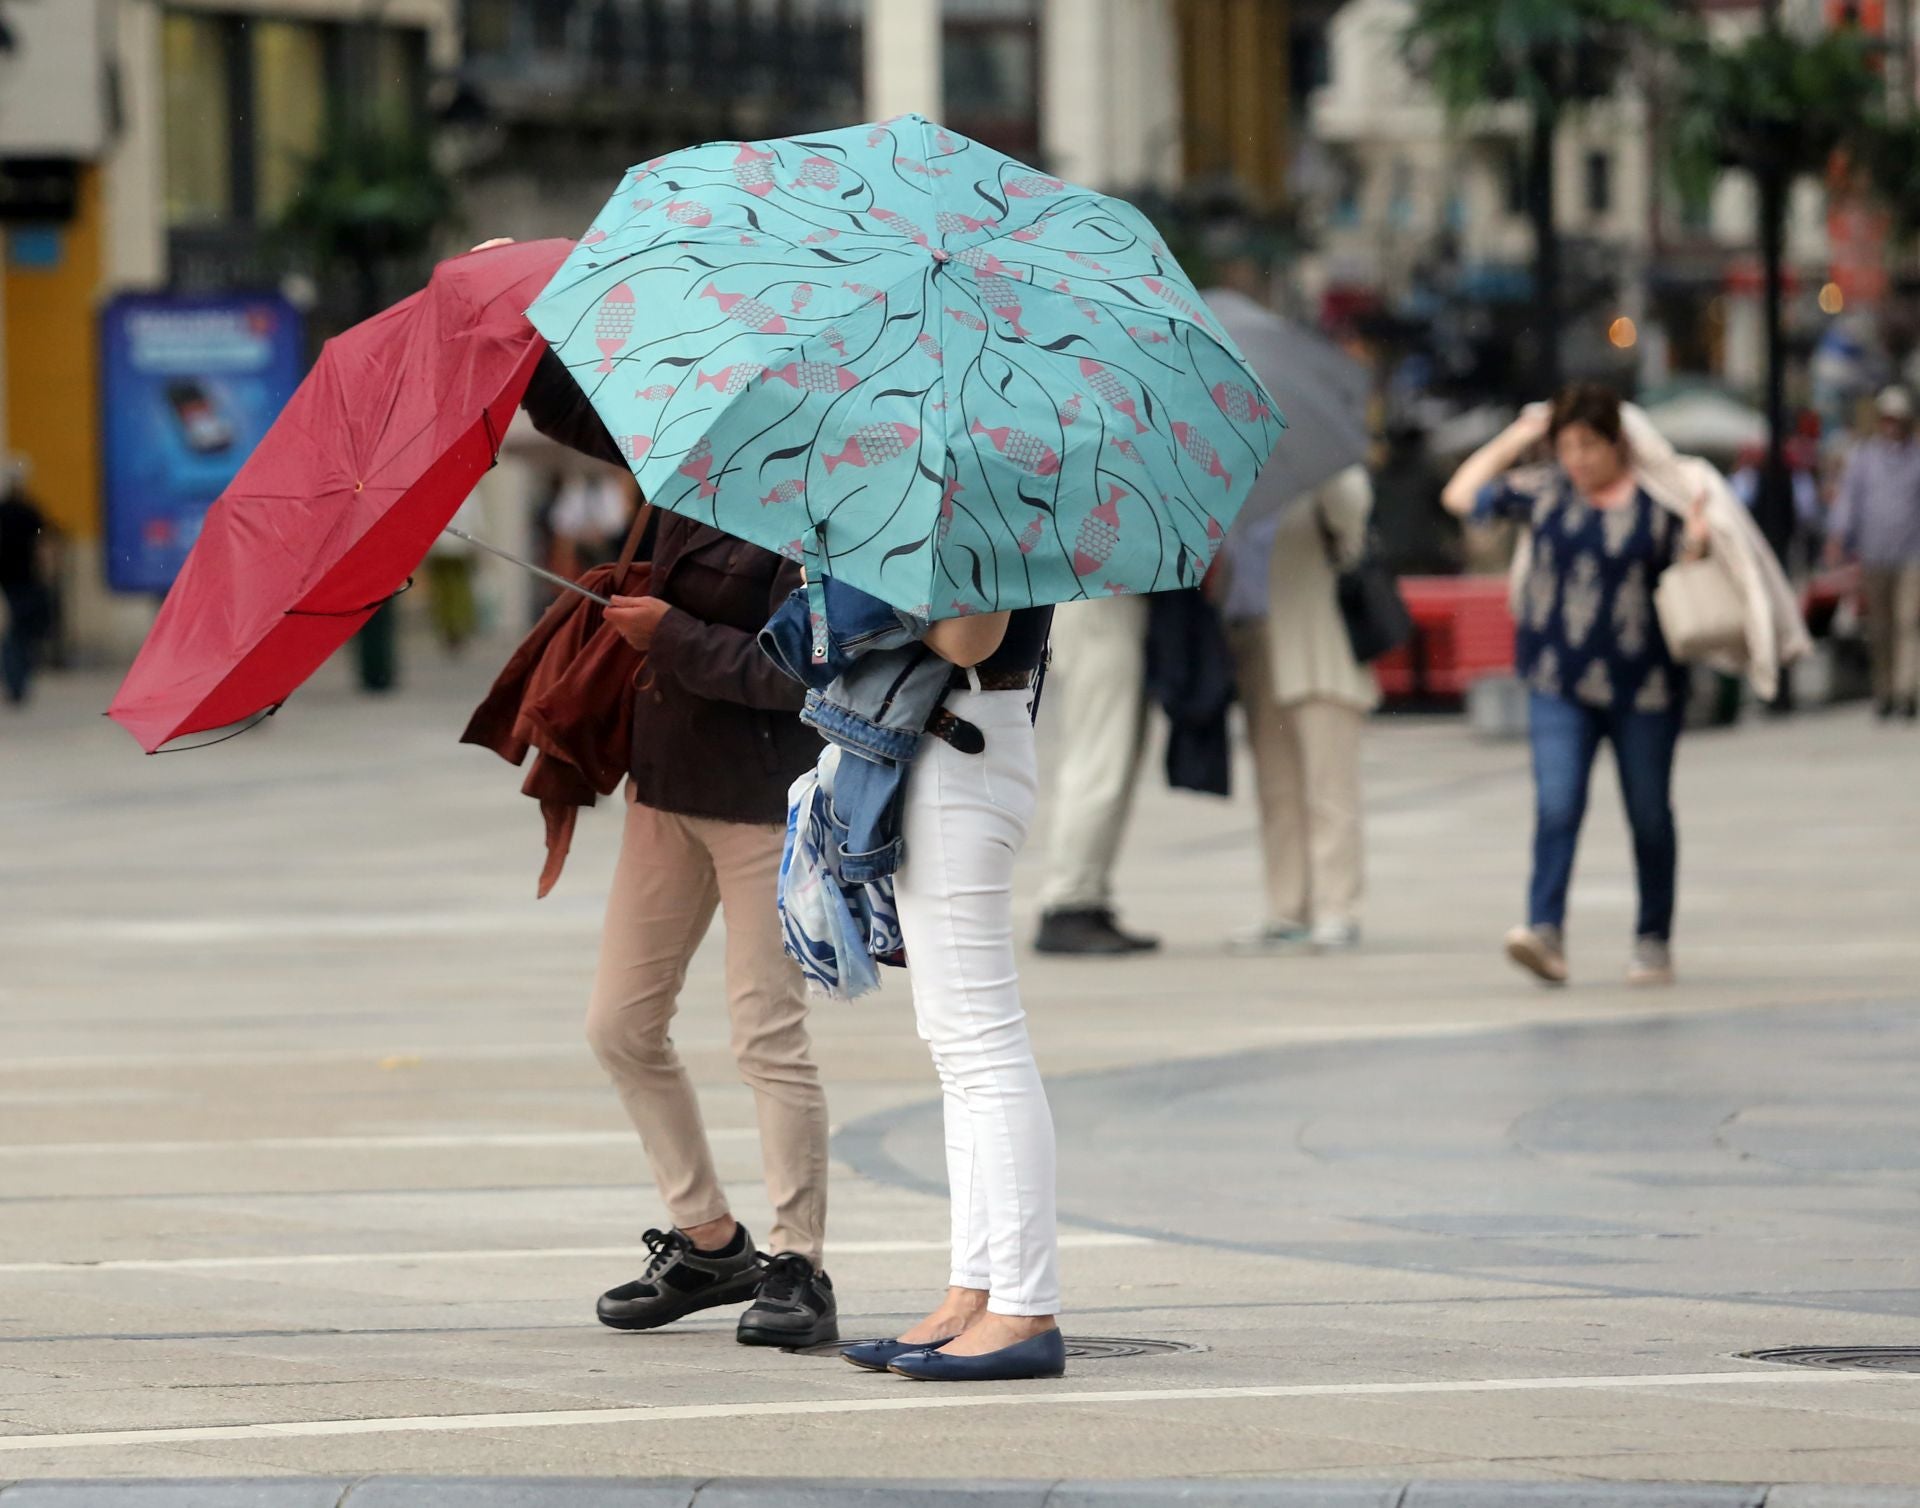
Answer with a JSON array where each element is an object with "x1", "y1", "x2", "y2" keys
[{"x1": 1876, "y1": 386, "x2": 1914, "y2": 421}]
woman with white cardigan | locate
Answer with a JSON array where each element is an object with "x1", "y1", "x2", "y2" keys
[{"x1": 1222, "y1": 463, "x2": 1379, "y2": 954}]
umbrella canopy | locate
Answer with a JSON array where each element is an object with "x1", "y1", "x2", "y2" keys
[
  {"x1": 109, "y1": 239, "x2": 574, "y2": 752},
  {"x1": 1203, "y1": 289, "x2": 1370, "y2": 528},
  {"x1": 1642, "y1": 388, "x2": 1768, "y2": 458},
  {"x1": 526, "y1": 115, "x2": 1283, "y2": 620}
]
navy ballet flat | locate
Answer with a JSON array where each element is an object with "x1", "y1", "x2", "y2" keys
[
  {"x1": 887, "y1": 1328, "x2": 1067, "y2": 1381},
  {"x1": 839, "y1": 1338, "x2": 924, "y2": 1372}
]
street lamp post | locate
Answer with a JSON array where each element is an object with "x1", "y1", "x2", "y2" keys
[{"x1": 1756, "y1": 0, "x2": 1795, "y2": 567}]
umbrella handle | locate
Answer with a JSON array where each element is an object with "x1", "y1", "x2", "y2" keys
[{"x1": 284, "y1": 577, "x2": 416, "y2": 618}]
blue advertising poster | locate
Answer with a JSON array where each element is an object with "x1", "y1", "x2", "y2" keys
[{"x1": 100, "y1": 293, "x2": 304, "y2": 593}]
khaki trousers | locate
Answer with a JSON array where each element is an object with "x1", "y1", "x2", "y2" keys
[
  {"x1": 1230, "y1": 625, "x2": 1366, "y2": 929},
  {"x1": 1039, "y1": 593, "x2": 1150, "y2": 911},
  {"x1": 586, "y1": 799, "x2": 827, "y2": 1261},
  {"x1": 1863, "y1": 563, "x2": 1920, "y2": 705}
]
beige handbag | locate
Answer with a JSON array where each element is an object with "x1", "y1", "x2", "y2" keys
[{"x1": 1655, "y1": 554, "x2": 1747, "y2": 661}]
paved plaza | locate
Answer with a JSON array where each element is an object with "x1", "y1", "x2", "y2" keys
[{"x1": 1, "y1": 647, "x2": 1919, "y2": 1492}]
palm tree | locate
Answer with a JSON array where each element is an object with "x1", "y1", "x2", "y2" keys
[
  {"x1": 1668, "y1": 22, "x2": 1881, "y2": 558},
  {"x1": 1403, "y1": 0, "x2": 1682, "y2": 397}
]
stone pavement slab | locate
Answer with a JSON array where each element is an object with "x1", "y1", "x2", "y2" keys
[
  {"x1": 3, "y1": 1479, "x2": 1920, "y2": 1506},
  {"x1": 3, "y1": 658, "x2": 1920, "y2": 1486}
]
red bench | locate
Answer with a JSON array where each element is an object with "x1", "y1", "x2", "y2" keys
[
  {"x1": 1375, "y1": 575, "x2": 1516, "y2": 701},
  {"x1": 1376, "y1": 564, "x2": 1862, "y2": 704}
]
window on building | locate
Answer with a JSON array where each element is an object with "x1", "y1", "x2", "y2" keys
[
  {"x1": 1388, "y1": 159, "x2": 1414, "y2": 229},
  {"x1": 465, "y1": 0, "x2": 516, "y2": 58},
  {"x1": 162, "y1": 12, "x2": 430, "y2": 230},
  {"x1": 162, "y1": 12, "x2": 236, "y2": 226},
  {"x1": 942, "y1": 0, "x2": 1040, "y2": 158},
  {"x1": 1500, "y1": 141, "x2": 1526, "y2": 217},
  {"x1": 252, "y1": 20, "x2": 329, "y2": 219},
  {"x1": 1586, "y1": 150, "x2": 1613, "y2": 217}
]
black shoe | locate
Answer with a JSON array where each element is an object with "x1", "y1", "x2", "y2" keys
[
  {"x1": 1033, "y1": 907, "x2": 1160, "y2": 956},
  {"x1": 596, "y1": 1225, "x2": 763, "y2": 1331},
  {"x1": 736, "y1": 1251, "x2": 839, "y2": 1347},
  {"x1": 1878, "y1": 699, "x2": 1898, "y2": 721},
  {"x1": 1905, "y1": 698, "x2": 1919, "y2": 722}
]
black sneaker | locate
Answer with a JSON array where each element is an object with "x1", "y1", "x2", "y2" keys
[
  {"x1": 735, "y1": 1251, "x2": 839, "y2": 1348},
  {"x1": 1034, "y1": 907, "x2": 1160, "y2": 956},
  {"x1": 596, "y1": 1225, "x2": 763, "y2": 1331}
]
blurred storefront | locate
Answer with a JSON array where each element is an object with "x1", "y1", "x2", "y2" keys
[{"x1": 0, "y1": 0, "x2": 456, "y2": 664}]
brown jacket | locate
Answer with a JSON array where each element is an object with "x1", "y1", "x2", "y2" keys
[{"x1": 521, "y1": 353, "x2": 819, "y2": 824}]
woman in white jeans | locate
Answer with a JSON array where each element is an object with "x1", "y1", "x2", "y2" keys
[{"x1": 841, "y1": 606, "x2": 1066, "y2": 1382}]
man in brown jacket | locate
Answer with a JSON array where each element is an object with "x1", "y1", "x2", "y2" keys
[{"x1": 520, "y1": 349, "x2": 836, "y2": 1347}]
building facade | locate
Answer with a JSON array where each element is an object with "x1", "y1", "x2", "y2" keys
[
  {"x1": 1, "y1": 0, "x2": 457, "y2": 661},
  {"x1": 4, "y1": 0, "x2": 1287, "y2": 661},
  {"x1": 1304, "y1": 0, "x2": 1882, "y2": 398}
]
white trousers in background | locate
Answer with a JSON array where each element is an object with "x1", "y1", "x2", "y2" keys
[
  {"x1": 1039, "y1": 593, "x2": 1151, "y2": 911},
  {"x1": 1230, "y1": 624, "x2": 1367, "y2": 930},
  {"x1": 894, "y1": 687, "x2": 1061, "y2": 1317}
]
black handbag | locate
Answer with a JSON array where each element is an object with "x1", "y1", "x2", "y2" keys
[{"x1": 1320, "y1": 514, "x2": 1412, "y2": 664}]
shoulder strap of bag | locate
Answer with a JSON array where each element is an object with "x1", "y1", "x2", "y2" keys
[
  {"x1": 616, "y1": 499, "x2": 654, "y2": 569},
  {"x1": 1313, "y1": 501, "x2": 1347, "y2": 572}
]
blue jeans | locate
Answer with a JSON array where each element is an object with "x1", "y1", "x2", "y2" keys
[{"x1": 1527, "y1": 691, "x2": 1682, "y2": 942}]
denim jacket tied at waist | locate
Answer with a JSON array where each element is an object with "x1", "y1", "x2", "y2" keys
[{"x1": 758, "y1": 580, "x2": 950, "y2": 884}]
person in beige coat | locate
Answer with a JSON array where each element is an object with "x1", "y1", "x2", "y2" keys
[{"x1": 1221, "y1": 463, "x2": 1379, "y2": 953}]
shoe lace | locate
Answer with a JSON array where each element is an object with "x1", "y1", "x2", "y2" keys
[
  {"x1": 757, "y1": 1251, "x2": 812, "y2": 1306},
  {"x1": 639, "y1": 1227, "x2": 690, "y2": 1281}
]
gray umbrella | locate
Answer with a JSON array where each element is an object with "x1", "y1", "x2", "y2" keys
[{"x1": 1203, "y1": 288, "x2": 1371, "y2": 526}]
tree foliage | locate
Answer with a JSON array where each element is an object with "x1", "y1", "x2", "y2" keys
[
  {"x1": 277, "y1": 117, "x2": 457, "y2": 273},
  {"x1": 1666, "y1": 25, "x2": 1883, "y2": 205},
  {"x1": 1403, "y1": 0, "x2": 1683, "y2": 119}
]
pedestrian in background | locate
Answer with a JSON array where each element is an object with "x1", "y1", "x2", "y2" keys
[
  {"x1": 425, "y1": 494, "x2": 483, "y2": 655},
  {"x1": 0, "y1": 460, "x2": 52, "y2": 709},
  {"x1": 1031, "y1": 595, "x2": 1160, "y2": 957},
  {"x1": 1220, "y1": 464, "x2": 1378, "y2": 954},
  {"x1": 1443, "y1": 386, "x2": 1711, "y2": 988},
  {"x1": 1829, "y1": 386, "x2": 1920, "y2": 721},
  {"x1": 548, "y1": 467, "x2": 637, "y2": 579}
]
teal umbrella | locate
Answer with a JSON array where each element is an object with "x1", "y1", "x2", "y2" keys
[{"x1": 527, "y1": 115, "x2": 1283, "y2": 620}]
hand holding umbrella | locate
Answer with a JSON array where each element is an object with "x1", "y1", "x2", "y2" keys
[{"x1": 603, "y1": 594, "x2": 671, "y2": 651}]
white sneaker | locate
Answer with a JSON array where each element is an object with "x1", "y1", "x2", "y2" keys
[
  {"x1": 1627, "y1": 936, "x2": 1674, "y2": 987},
  {"x1": 1228, "y1": 921, "x2": 1313, "y2": 955},
  {"x1": 1505, "y1": 925, "x2": 1569, "y2": 985},
  {"x1": 1311, "y1": 920, "x2": 1361, "y2": 953}
]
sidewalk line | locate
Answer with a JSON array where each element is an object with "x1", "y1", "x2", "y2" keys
[
  {"x1": 0, "y1": 1004, "x2": 1755, "y2": 1075},
  {"x1": 0, "y1": 1130, "x2": 750, "y2": 1158},
  {"x1": 0, "y1": 1232, "x2": 1152, "y2": 1275},
  {"x1": 0, "y1": 1044, "x2": 593, "y2": 1072},
  {"x1": 0, "y1": 1368, "x2": 1892, "y2": 1454}
]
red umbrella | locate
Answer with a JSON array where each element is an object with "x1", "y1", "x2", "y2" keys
[{"x1": 108, "y1": 239, "x2": 575, "y2": 752}]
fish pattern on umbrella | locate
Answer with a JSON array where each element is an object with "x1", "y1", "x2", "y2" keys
[{"x1": 527, "y1": 115, "x2": 1283, "y2": 619}]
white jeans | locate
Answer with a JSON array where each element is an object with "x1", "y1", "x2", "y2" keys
[
  {"x1": 895, "y1": 686, "x2": 1060, "y2": 1317},
  {"x1": 1039, "y1": 594, "x2": 1150, "y2": 911}
]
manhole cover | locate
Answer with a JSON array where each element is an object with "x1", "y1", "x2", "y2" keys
[
  {"x1": 1743, "y1": 1347, "x2": 1920, "y2": 1373},
  {"x1": 790, "y1": 1335, "x2": 1205, "y2": 1360}
]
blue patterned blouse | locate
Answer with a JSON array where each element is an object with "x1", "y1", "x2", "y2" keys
[{"x1": 1477, "y1": 466, "x2": 1689, "y2": 716}]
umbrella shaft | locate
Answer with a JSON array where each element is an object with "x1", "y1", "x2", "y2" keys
[{"x1": 441, "y1": 526, "x2": 611, "y2": 607}]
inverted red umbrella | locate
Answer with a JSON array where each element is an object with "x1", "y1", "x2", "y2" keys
[{"x1": 108, "y1": 239, "x2": 575, "y2": 753}]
